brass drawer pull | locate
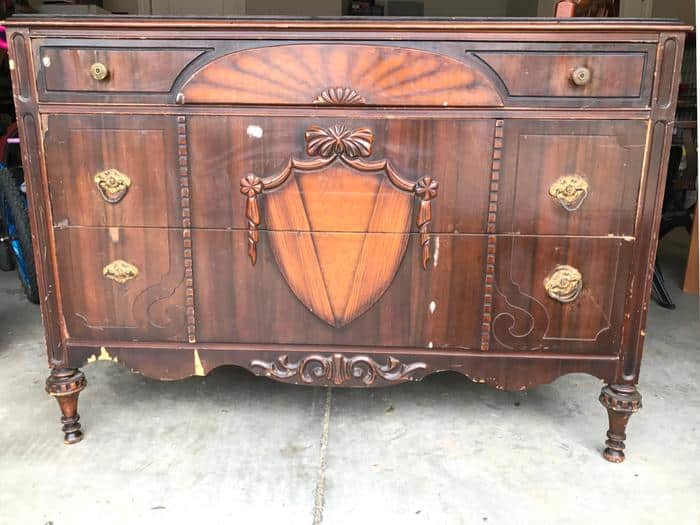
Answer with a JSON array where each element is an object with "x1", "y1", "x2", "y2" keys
[
  {"x1": 103, "y1": 260, "x2": 139, "y2": 284},
  {"x1": 94, "y1": 169, "x2": 131, "y2": 204},
  {"x1": 544, "y1": 265, "x2": 583, "y2": 303},
  {"x1": 571, "y1": 66, "x2": 592, "y2": 86},
  {"x1": 548, "y1": 174, "x2": 589, "y2": 211},
  {"x1": 90, "y1": 62, "x2": 109, "y2": 81}
]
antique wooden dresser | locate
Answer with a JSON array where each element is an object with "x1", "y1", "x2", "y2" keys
[{"x1": 6, "y1": 15, "x2": 690, "y2": 461}]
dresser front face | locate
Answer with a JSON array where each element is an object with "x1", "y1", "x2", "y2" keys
[
  {"x1": 8, "y1": 20, "x2": 686, "y2": 386},
  {"x1": 44, "y1": 111, "x2": 642, "y2": 354}
]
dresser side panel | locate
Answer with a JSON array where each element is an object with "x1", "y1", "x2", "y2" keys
[
  {"x1": 7, "y1": 28, "x2": 67, "y2": 365},
  {"x1": 619, "y1": 31, "x2": 687, "y2": 383}
]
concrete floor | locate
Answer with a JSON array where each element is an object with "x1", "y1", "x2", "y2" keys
[{"x1": 0, "y1": 233, "x2": 698, "y2": 525}]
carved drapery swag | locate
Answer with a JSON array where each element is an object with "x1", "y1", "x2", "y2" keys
[{"x1": 240, "y1": 124, "x2": 439, "y2": 269}]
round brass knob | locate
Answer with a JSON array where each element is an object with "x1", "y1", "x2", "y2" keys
[
  {"x1": 571, "y1": 66, "x2": 592, "y2": 86},
  {"x1": 89, "y1": 62, "x2": 109, "y2": 81}
]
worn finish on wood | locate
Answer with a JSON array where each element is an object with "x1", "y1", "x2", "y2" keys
[
  {"x1": 40, "y1": 46, "x2": 204, "y2": 94},
  {"x1": 7, "y1": 29, "x2": 66, "y2": 365},
  {"x1": 497, "y1": 119, "x2": 646, "y2": 236},
  {"x1": 5, "y1": 16, "x2": 689, "y2": 459},
  {"x1": 477, "y1": 49, "x2": 646, "y2": 99},
  {"x1": 179, "y1": 44, "x2": 504, "y2": 107},
  {"x1": 188, "y1": 115, "x2": 493, "y2": 233},
  {"x1": 193, "y1": 230, "x2": 485, "y2": 347},
  {"x1": 64, "y1": 341, "x2": 619, "y2": 391},
  {"x1": 250, "y1": 353, "x2": 428, "y2": 386},
  {"x1": 45, "y1": 114, "x2": 182, "y2": 228},
  {"x1": 490, "y1": 236, "x2": 632, "y2": 353},
  {"x1": 45, "y1": 368, "x2": 86, "y2": 444},
  {"x1": 599, "y1": 384, "x2": 642, "y2": 463},
  {"x1": 239, "y1": 122, "x2": 438, "y2": 326},
  {"x1": 53, "y1": 227, "x2": 188, "y2": 342}
]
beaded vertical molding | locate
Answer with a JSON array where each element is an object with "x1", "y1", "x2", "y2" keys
[
  {"x1": 480, "y1": 119, "x2": 504, "y2": 352},
  {"x1": 177, "y1": 116, "x2": 196, "y2": 344}
]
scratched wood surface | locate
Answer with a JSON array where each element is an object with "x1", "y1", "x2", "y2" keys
[
  {"x1": 3, "y1": 16, "x2": 691, "y2": 454},
  {"x1": 179, "y1": 43, "x2": 505, "y2": 107},
  {"x1": 497, "y1": 119, "x2": 647, "y2": 236},
  {"x1": 45, "y1": 114, "x2": 182, "y2": 228},
  {"x1": 53, "y1": 227, "x2": 188, "y2": 342},
  {"x1": 40, "y1": 46, "x2": 205, "y2": 93}
]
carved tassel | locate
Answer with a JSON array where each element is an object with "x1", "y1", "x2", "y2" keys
[
  {"x1": 414, "y1": 176, "x2": 439, "y2": 270},
  {"x1": 246, "y1": 196, "x2": 260, "y2": 265},
  {"x1": 240, "y1": 174, "x2": 264, "y2": 266},
  {"x1": 417, "y1": 199, "x2": 432, "y2": 269}
]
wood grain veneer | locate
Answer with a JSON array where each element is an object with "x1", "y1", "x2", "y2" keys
[{"x1": 5, "y1": 15, "x2": 690, "y2": 461}]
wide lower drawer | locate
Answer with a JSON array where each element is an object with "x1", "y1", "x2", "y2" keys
[
  {"x1": 55, "y1": 227, "x2": 630, "y2": 354},
  {"x1": 191, "y1": 230, "x2": 630, "y2": 354}
]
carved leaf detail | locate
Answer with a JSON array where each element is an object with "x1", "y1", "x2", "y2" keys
[
  {"x1": 313, "y1": 87, "x2": 366, "y2": 105},
  {"x1": 305, "y1": 125, "x2": 374, "y2": 158},
  {"x1": 251, "y1": 353, "x2": 426, "y2": 386}
]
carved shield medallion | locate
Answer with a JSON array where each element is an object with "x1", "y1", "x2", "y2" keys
[{"x1": 240, "y1": 125, "x2": 438, "y2": 327}]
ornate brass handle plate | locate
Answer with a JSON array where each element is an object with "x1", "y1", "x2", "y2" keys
[
  {"x1": 548, "y1": 174, "x2": 589, "y2": 211},
  {"x1": 94, "y1": 169, "x2": 131, "y2": 204},
  {"x1": 571, "y1": 66, "x2": 592, "y2": 86},
  {"x1": 103, "y1": 260, "x2": 139, "y2": 284},
  {"x1": 90, "y1": 62, "x2": 109, "y2": 81},
  {"x1": 544, "y1": 265, "x2": 583, "y2": 303}
]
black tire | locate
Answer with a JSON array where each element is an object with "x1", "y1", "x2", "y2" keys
[
  {"x1": 0, "y1": 167, "x2": 39, "y2": 303},
  {"x1": 0, "y1": 233, "x2": 14, "y2": 271},
  {"x1": 0, "y1": 208, "x2": 14, "y2": 271}
]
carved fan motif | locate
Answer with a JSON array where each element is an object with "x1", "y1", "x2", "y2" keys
[
  {"x1": 179, "y1": 44, "x2": 504, "y2": 107},
  {"x1": 313, "y1": 88, "x2": 366, "y2": 106},
  {"x1": 239, "y1": 124, "x2": 438, "y2": 327}
]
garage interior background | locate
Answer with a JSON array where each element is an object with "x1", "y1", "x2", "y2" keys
[{"x1": 18, "y1": 0, "x2": 695, "y2": 23}]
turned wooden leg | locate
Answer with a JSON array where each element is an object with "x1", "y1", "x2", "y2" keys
[
  {"x1": 45, "y1": 368, "x2": 87, "y2": 444},
  {"x1": 599, "y1": 384, "x2": 642, "y2": 463}
]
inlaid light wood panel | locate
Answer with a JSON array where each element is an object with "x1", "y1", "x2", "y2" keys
[{"x1": 179, "y1": 44, "x2": 504, "y2": 106}]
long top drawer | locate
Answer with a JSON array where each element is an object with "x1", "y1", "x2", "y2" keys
[{"x1": 31, "y1": 39, "x2": 657, "y2": 108}]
